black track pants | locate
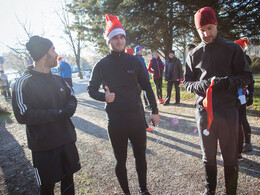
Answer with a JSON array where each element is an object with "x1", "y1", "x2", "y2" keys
[
  {"x1": 196, "y1": 107, "x2": 239, "y2": 194},
  {"x1": 40, "y1": 174, "x2": 74, "y2": 195},
  {"x1": 164, "y1": 81, "x2": 180, "y2": 103}
]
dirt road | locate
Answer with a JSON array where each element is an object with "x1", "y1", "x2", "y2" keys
[{"x1": 0, "y1": 77, "x2": 259, "y2": 195}]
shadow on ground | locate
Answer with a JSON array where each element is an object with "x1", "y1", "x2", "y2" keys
[{"x1": 0, "y1": 117, "x2": 38, "y2": 195}]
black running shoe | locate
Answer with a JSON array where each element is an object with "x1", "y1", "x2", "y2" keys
[
  {"x1": 138, "y1": 189, "x2": 151, "y2": 195},
  {"x1": 203, "y1": 189, "x2": 216, "y2": 195}
]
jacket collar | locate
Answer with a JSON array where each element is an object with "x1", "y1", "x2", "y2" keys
[
  {"x1": 201, "y1": 34, "x2": 221, "y2": 46},
  {"x1": 29, "y1": 68, "x2": 53, "y2": 78},
  {"x1": 110, "y1": 50, "x2": 126, "y2": 57}
]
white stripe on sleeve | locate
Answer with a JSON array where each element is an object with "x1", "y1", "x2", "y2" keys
[
  {"x1": 34, "y1": 168, "x2": 42, "y2": 186},
  {"x1": 15, "y1": 74, "x2": 32, "y2": 115}
]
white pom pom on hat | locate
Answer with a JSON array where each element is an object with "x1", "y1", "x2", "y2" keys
[{"x1": 203, "y1": 129, "x2": 210, "y2": 136}]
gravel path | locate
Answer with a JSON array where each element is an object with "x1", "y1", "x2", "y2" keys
[{"x1": 0, "y1": 77, "x2": 259, "y2": 195}]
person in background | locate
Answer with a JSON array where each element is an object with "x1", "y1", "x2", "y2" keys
[
  {"x1": 135, "y1": 45, "x2": 153, "y2": 131},
  {"x1": 164, "y1": 50, "x2": 183, "y2": 105},
  {"x1": 12, "y1": 35, "x2": 81, "y2": 195},
  {"x1": 183, "y1": 7, "x2": 251, "y2": 195},
  {"x1": 187, "y1": 44, "x2": 196, "y2": 52},
  {"x1": 148, "y1": 51, "x2": 164, "y2": 104},
  {"x1": 135, "y1": 46, "x2": 150, "y2": 109},
  {"x1": 88, "y1": 14, "x2": 159, "y2": 195},
  {"x1": 0, "y1": 70, "x2": 11, "y2": 99},
  {"x1": 58, "y1": 56, "x2": 73, "y2": 87},
  {"x1": 234, "y1": 39, "x2": 254, "y2": 157}
]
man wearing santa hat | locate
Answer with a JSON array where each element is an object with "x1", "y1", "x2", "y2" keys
[
  {"x1": 183, "y1": 7, "x2": 252, "y2": 195},
  {"x1": 87, "y1": 14, "x2": 159, "y2": 195},
  {"x1": 234, "y1": 39, "x2": 254, "y2": 158}
]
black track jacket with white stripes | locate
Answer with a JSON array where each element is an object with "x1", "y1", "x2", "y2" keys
[{"x1": 12, "y1": 68, "x2": 77, "y2": 152}]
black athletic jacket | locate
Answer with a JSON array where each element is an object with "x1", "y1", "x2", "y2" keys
[
  {"x1": 12, "y1": 68, "x2": 77, "y2": 151},
  {"x1": 87, "y1": 51, "x2": 158, "y2": 121},
  {"x1": 184, "y1": 34, "x2": 252, "y2": 111},
  {"x1": 165, "y1": 57, "x2": 183, "y2": 82},
  {"x1": 148, "y1": 57, "x2": 164, "y2": 78}
]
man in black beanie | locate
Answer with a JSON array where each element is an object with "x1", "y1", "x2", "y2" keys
[
  {"x1": 26, "y1": 35, "x2": 53, "y2": 61},
  {"x1": 12, "y1": 35, "x2": 81, "y2": 195}
]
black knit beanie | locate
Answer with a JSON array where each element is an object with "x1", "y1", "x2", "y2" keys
[
  {"x1": 169, "y1": 50, "x2": 175, "y2": 54},
  {"x1": 26, "y1": 36, "x2": 53, "y2": 61}
]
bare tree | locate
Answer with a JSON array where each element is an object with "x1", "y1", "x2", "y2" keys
[
  {"x1": 0, "y1": 15, "x2": 37, "y2": 72},
  {"x1": 56, "y1": 0, "x2": 88, "y2": 79}
]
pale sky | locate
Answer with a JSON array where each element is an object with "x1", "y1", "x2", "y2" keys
[{"x1": 0, "y1": 0, "x2": 96, "y2": 56}]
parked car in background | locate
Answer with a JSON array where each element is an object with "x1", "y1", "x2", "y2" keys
[{"x1": 81, "y1": 69, "x2": 92, "y2": 79}]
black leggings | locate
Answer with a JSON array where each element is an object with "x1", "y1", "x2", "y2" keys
[
  {"x1": 40, "y1": 174, "x2": 74, "y2": 195},
  {"x1": 108, "y1": 118, "x2": 147, "y2": 193},
  {"x1": 143, "y1": 91, "x2": 149, "y2": 106},
  {"x1": 153, "y1": 77, "x2": 162, "y2": 99},
  {"x1": 238, "y1": 104, "x2": 252, "y2": 153}
]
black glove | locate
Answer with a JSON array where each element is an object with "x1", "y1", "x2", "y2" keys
[
  {"x1": 246, "y1": 96, "x2": 253, "y2": 106},
  {"x1": 211, "y1": 77, "x2": 230, "y2": 91}
]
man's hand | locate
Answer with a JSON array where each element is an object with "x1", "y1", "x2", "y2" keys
[
  {"x1": 148, "y1": 114, "x2": 160, "y2": 127},
  {"x1": 59, "y1": 103, "x2": 75, "y2": 118},
  {"x1": 105, "y1": 86, "x2": 115, "y2": 103},
  {"x1": 211, "y1": 77, "x2": 230, "y2": 91}
]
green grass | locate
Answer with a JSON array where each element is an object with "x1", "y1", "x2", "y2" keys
[{"x1": 252, "y1": 74, "x2": 260, "y2": 110}]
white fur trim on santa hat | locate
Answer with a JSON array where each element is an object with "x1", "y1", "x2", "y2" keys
[{"x1": 106, "y1": 28, "x2": 126, "y2": 43}]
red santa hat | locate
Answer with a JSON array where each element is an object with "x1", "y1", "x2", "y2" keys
[
  {"x1": 105, "y1": 14, "x2": 126, "y2": 44},
  {"x1": 125, "y1": 48, "x2": 133, "y2": 55},
  {"x1": 57, "y1": 56, "x2": 62, "y2": 61},
  {"x1": 202, "y1": 79, "x2": 215, "y2": 136},
  {"x1": 234, "y1": 39, "x2": 248, "y2": 50},
  {"x1": 194, "y1": 7, "x2": 218, "y2": 29}
]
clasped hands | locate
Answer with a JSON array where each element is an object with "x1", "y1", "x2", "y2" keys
[{"x1": 208, "y1": 76, "x2": 230, "y2": 91}]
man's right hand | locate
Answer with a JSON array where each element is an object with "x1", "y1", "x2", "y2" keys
[
  {"x1": 148, "y1": 114, "x2": 160, "y2": 127},
  {"x1": 211, "y1": 76, "x2": 230, "y2": 91},
  {"x1": 105, "y1": 86, "x2": 115, "y2": 103}
]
